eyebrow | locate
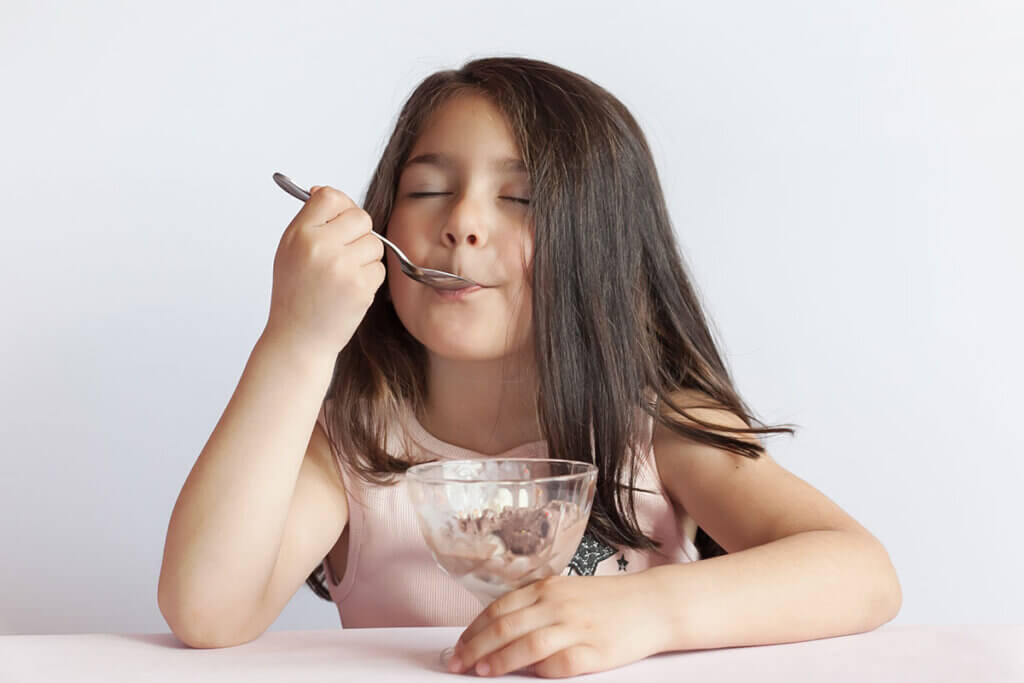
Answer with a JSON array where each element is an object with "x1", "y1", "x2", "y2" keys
[{"x1": 402, "y1": 152, "x2": 528, "y2": 174}]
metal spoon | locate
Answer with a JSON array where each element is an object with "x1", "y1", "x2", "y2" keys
[{"x1": 272, "y1": 173, "x2": 480, "y2": 291}]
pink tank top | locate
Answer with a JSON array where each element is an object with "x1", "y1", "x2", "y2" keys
[{"x1": 317, "y1": 403, "x2": 701, "y2": 628}]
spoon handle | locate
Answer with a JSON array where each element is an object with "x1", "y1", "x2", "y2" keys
[{"x1": 272, "y1": 173, "x2": 418, "y2": 271}]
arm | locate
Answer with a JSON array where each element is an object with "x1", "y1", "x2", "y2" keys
[
  {"x1": 159, "y1": 184, "x2": 383, "y2": 647},
  {"x1": 644, "y1": 530, "x2": 900, "y2": 651},
  {"x1": 450, "y1": 395, "x2": 901, "y2": 677},
  {"x1": 647, "y1": 398, "x2": 902, "y2": 650},
  {"x1": 158, "y1": 330, "x2": 347, "y2": 647}
]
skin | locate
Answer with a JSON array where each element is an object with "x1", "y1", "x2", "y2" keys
[
  {"x1": 376, "y1": 93, "x2": 903, "y2": 678},
  {"x1": 449, "y1": 403, "x2": 903, "y2": 677},
  {"x1": 386, "y1": 92, "x2": 541, "y2": 455}
]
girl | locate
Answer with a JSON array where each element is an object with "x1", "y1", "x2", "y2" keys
[{"x1": 158, "y1": 56, "x2": 902, "y2": 678}]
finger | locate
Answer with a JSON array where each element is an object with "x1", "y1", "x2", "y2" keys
[
  {"x1": 290, "y1": 185, "x2": 359, "y2": 234},
  {"x1": 452, "y1": 603, "x2": 552, "y2": 674},
  {"x1": 333, "y1": 231, "x2": 384, "y2": 266},
  {"x1": 474, "y1": 625, "x2": 578, "y2": 678},
  {"x1": 363, "y1": 261, "x2": 387, "y2": 289},
  {"x1": 532, "y1": 644, "x2": 601, "y2": 679},
  {"x1": 354, "y1": 229, "x2": 385, "y2": 262},
  {"x1": 456, "y1": 583, "x2": 541, "y2": 652},
  {"x1": 317, "y1": 206, "x2": 375, "y2": 246}
]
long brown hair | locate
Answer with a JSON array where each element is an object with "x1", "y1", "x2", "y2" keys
[{"x1": 306, "y1": 56, "x2": 797, "y2": 600}]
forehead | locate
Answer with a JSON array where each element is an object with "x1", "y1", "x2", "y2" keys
[
  {"x1": 403, "y1": 93, "x2": 526, "y2": 175},
  {"x1": 402, "y1": 151, "x2": 527, "y2": 175}
]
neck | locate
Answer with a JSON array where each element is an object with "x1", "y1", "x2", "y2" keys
[{"x1": 420, "y1": 349, "x2": 543, "y2": 455}]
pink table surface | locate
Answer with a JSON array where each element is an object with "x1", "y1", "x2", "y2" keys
[{"x1": 1, "y1": 624, "x2": 1021, "y2": 682}]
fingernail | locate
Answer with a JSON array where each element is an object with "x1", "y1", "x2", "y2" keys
[
  {"x1": 448, "y1": 656, "x2": 463, "y2": 673},
  {"x1": 476, "y1": 661, "x2": 490, "y2": 676}
]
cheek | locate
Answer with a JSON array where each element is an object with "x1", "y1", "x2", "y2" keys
[
  {"x1": 504, "y1": 239, "x2": 535, "y2": 332},
  {"x1": 510, "y1": 233, "x2": 535, "y2": 284},
  {"x1": 386, "y1": 255, "x2": 413, "y2": 304},
  {"x1": 383, "y1": 215, "x2": 407, "y2": 246},
  {"x1": 385, "y1": 214, "x2": 436, "y2": 268}
]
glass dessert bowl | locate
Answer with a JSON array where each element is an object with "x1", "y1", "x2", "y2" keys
[{"x1": 405, "y1": 457, "x2": 598, "y2": 667}]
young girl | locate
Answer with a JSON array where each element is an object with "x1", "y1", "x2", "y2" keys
[{"x1": 158, "y1": 56, "x2": 901, "y2": 678}]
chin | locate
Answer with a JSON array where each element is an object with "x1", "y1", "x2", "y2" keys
[
  {"x1": 392, "y1": 296, "x2": 533, "y2": 364},
  {"x1": 422, "y1": 334, "x2": 525, "y2": 363}
]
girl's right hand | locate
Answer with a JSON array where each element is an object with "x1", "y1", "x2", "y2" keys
[{"x1": 265, "y1": 185, "x2": 386, "y2": 358}]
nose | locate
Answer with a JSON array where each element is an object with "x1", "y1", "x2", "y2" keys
[{"x1": 441, "y1": 193, "x2": 489, "y2": 248}]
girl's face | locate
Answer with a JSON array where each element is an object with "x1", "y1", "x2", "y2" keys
[{"x1": 386, "y1": 93, "x2": 534, "y2": 363}]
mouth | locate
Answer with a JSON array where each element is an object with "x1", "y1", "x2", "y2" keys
[
  {"x1": 433, "y1": 284, "x2": 485, "y2": 300},
  {"x1": 427, "y1": 264, "x2": 490, "y2": 287}
]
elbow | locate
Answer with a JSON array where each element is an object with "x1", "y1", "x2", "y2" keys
[
  {"x1": 157, "y1": 588, "x2": 219, "y2": 649},
  {"x1": 177, "y1": 630, "x2": 254, "y2": 650},
  {"x1": 864, "y1": 538, "x2": 903, "y2": 627},
  {"x1": 868, "y1": 572, "x2": 903, "y2": 631},
  {"x1": 163, "y1": 607, "x2": 261, "y2": 650},
  {"x1": 834, "y1": 530, "x2": 902, "y2": 630},
  {"x1": 881, "y1": 564, "x2": 903, "y2": 622},
  {"x1": 158, "y1": 582, "x2": 262, "y2": 649},
  {"x1": 167, "y1": 623, "x2": 233, "y2": 650}
]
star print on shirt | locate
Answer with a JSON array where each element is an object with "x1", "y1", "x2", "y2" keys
[{"x1": 566, "y1": 532, "x2": 617, "y2": 576}]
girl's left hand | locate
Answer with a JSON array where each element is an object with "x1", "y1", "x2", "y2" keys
[{"x1": 449, "y1": 573, "x2": 668, "y2": 678}]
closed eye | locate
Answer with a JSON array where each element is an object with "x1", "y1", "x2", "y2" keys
[{"x1": 407, "y1": 192, "x2": 529, "y2": 205}]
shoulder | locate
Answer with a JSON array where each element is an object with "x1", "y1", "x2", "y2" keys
[{"x1": 651, "y1": 389, "x2": 867, "y2": 552}]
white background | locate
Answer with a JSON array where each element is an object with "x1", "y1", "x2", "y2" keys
[{"x1": 1, "y1": 1, "x2": 1021, "y2": 635}]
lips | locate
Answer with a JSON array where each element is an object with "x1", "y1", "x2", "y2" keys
[
  {"x1": 434, "y1": 285, "x2": 484, "y2": 301},
  {"x1": 433, "y1": 264, "x2": 488, "y2": 288}
]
